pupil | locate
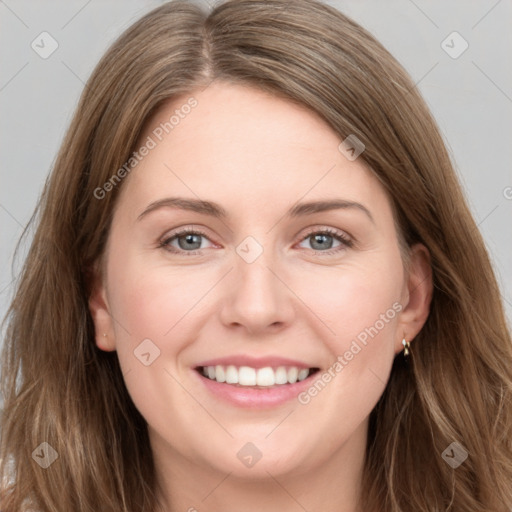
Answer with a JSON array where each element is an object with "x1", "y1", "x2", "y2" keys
[
  {"x1": 312, "y1": 234, "x2": 332, "y2": 250},
  {"x1": 179, "y1": 234, "x2": 201, "y2": 250}
]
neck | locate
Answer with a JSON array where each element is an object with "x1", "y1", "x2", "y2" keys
[{"x1": 151, "y1": 420, "x2": 368, "y2": 512}]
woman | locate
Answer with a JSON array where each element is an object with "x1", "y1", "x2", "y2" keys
[{"x1": 1, "y1": 0, "x2": 511, "y2": 511}]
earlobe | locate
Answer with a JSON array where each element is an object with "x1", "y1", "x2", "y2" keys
[
  {"x1": 396, "y1": 243, "x2": 433, "y2": 353},
  {"x1": 87, "y1": 265, "x2": 116, "y2": 352}
]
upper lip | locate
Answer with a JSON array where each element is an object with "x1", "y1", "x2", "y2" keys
[{"x1": 195, "y1": 355, "x2": 317, "y2": 370}]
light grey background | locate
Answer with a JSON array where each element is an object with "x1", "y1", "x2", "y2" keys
[{"x1": 1, "y1": 0, "x2": 511, "y2": 341}]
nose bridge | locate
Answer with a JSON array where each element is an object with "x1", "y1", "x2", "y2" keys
[
  {"x1": 220, "y1": 232, "x2": 293, "y2": 332},
  {"x1": 234, "y1": 232, "x2": 280, "y2": 303}
]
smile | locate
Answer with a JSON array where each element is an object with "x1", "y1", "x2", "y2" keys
[
  {"x1": 198, "y1": 365, "x2": 320, "y2": 387},
  {"x1": 193, "y1": 360, "x2": 321, "y2": 408}
]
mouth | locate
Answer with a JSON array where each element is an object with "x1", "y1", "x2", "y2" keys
[{"x1": 195, "y1": 365, "x2": 321, "y2": 388}]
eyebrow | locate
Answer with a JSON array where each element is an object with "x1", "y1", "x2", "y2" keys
[{"x1": 137, "y1": 196, "x2": 374, "y2": 223}]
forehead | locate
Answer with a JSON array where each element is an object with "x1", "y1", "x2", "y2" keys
[{"x1": 116, "y1": 81, "x2": 391, "y2": 223}]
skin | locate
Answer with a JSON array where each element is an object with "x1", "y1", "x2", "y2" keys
[{"x1": 89, "y1": 81, "x2": 432, "y2": 512}]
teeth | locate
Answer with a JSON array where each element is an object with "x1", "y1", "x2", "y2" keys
[
  {"x1": 256, "y1": 367, "x2": 275, "y2": 386},
  {"x1": 225, "y1": 365, "x2": 238, "y2": 384},
  {"x1": 200, "y1": 365, "x2": 314, "y2": 386},
  {"x1": 215, "y1": 365, "x2": 226, "y2": 383},
  {"x1": 297, "y1": 368, "x2": 309, "y2": 381},
  {"x1": 239, "y1": 366, "x2": 256, "y2": 386},
  {"x1": 287, "y1": 367, "x2": 298, "y2": 384},
  {"x1": 275, "y1": 366, "x2": 288, "y2": 384}
]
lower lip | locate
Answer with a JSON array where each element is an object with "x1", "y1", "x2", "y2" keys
[{"x1": 194, "y1": 369, "x2": 318, "y2": 408}]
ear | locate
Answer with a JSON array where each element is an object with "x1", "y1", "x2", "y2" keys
[
  {"x1": 395, "y1": 243, "x2": 433, "y2": 354},
  {"x1": 87, "y1": 263, "x2": 116, "y2": 352}
]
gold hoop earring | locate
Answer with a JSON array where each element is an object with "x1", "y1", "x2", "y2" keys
[{"x1": 402, "y1": 338, "x2": 410, "y2": 357}]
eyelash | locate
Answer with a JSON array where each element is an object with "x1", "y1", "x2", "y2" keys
[{"x1": 158, "y1": 226, "x2": 353, "y2": 257}]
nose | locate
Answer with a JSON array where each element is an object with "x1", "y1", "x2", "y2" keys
[{"x1": 219, "y1": 249, "x2": 296, "y2": 336}]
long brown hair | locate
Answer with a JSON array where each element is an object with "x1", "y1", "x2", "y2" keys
[{"x1": 2, "y1": 1, "x2": 511, "y2": 510}]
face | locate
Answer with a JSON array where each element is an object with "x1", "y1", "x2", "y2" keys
[{"x1": 90, "y1": 81, "x2": 431, "y2": 483}]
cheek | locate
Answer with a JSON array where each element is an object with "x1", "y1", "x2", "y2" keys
[
  {"x1": 105, "y1": 261, "x2": 208, "y2": 425},
  {"x1": 106, "y1": 255, "x2": 214, "y2": 364},
  {"x1": 289, "y1": 254, "x2": 403, "y2": 348},
  {"x1": 290, "y1": 255, "x2": 402, "y2": 417}
]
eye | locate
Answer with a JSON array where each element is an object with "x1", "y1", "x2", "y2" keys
[
  {"x1": 297, "y1": 227, "x2": 353, "y2": 255},
  {"x1": 159, "y1": 226, "x2": 353, "y2": 256},
  {"x1": 159, "y1": 227, "x2": 214, "y2": 255}
]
